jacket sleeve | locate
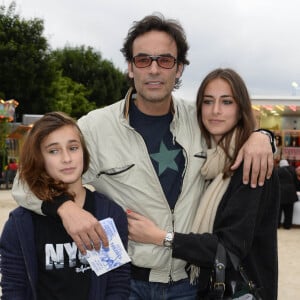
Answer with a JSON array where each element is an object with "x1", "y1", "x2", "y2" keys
[
  {"x1": 12, "y1": 173, "x2": 70, "y2": 217},
  {"x1": 77, "y1": 114, "x2": 101, "y2": 187},
  {"x1": 172, "y1": 166, "x2": 279, "y2": 268},
  {"x1": 11, "y1": 172, "x2": 44, "y2": 215},
  {"x1": 104, "y1": 204, "x2": 131, "y2": 299},
  {"x1": 0, "y1": 214, "x2": 31, "y2": 299}
]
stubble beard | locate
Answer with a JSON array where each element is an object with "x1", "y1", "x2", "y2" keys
[{"x1": 138, "y1": 89, "x2": 171, "y2": 105}]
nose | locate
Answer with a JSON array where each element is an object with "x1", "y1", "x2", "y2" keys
[
  {"x1": 149, "y1": 60, "x2": 160, "y2": 73},
  {"x1": 62, "y1": 150, "x2": 72, "y2": 163},
  {"x1": 212, "y1": 102, "x2": 221, "y2": 115}
]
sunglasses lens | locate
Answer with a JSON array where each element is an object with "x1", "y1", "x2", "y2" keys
[
  {"x1": 157, "y1": 57, "x2": 175, "y2": 69},
  {"x1": 134, "y1": 56, "x2": 152, "y2": 68},
  {"x1": 133, "y1": 56, "x2": 176, "y2": 69}
]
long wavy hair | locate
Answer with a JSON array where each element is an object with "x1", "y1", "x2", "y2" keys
[
  {"x1": 196, "y1": 68, "x2": 256, "y2": 178},
  {"x1": 120, "y1": 12, "x2": 189, "y2": 89},
  {"x1": 19, "y1": 112, "x2": 90, "y2": 201}
]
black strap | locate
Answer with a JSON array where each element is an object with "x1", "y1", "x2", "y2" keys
[
  {"x1": 213, "y1": 243, "x2": 263, "y2": 299},
  {"x1": 213, "y1": 243, "x2": 227, "y2": 299}
]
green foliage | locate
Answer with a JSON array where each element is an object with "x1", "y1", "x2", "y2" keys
[
  {"x1": 0, "y1": 2, "x2": 128, "y2": 120},
  {"x1": 0, "y1": 2, "x2": 56, "y2": 118},
  {"x1": 0, "y1": 120, "x2": 8, "y2": 149},
  {"x1": 49, "y1": 72, "x2": 97, "y2": 119},
  {"x1": 51, "y1": 46, "x2": 129, "y2": 108}
]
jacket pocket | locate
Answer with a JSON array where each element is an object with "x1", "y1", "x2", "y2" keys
[{"x1": 96, "y1": 163, "x2": 135, "y2": 177}]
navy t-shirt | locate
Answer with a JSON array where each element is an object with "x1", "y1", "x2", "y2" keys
[
  {"x1": 130, "y1": 100, "x2": 185, "y2": 210},
  {"x1": 32, "y1": 190, "x2": 94, "y2": 300}
]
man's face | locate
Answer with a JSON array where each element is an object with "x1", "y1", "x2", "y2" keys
[{"x1": 128, "y1": 30, "x2": 183, "y2": 111}]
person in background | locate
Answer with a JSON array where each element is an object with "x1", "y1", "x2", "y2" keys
[
  {"x1": 12, "y1": 14, "x2": 275, "y2": 299},
  {"x1": 274, "y1": 133, "x2": 282, "y2": 167},
  {"x1": 5, "y1": 158, "x2": 18, "y2": 189},
  {"x1": 127, "y1": 68, "x2": 279, "y2": 299},
  {"x1": 278, "y1": 159, "x2": 298, "y2": 229},
  {"x1": 0, "y1": 112, "x2": 130, "y2": 300}
]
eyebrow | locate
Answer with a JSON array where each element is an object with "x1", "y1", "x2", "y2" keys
[
  {"x1": 44, "y1": 139, "x2": 80, "y2": 149},
  {"x1": 44, "y1": 142, "x2": 59, "y2": 149},
  {"x1": 203, "y1": 94, "x2": 234, "y2": 98}
]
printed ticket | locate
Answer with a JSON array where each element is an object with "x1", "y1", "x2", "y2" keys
[{"x1": 84, "y1": 217, "x2": 131, "y2": 276}]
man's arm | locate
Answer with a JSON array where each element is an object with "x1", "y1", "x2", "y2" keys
[
  {"x1": 12, "y1": 172, "x2": 108, "y2": 254},
  {"x1": 231, "y1": 130, "x2": 275, "y2": 188},
  {"x1": 12, "y1": 172, "x2": 44, "y2": 215}
]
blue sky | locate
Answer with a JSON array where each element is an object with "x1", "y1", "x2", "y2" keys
[{"x1": 2, "y1": 0, "x2": 300, "y2": 101}]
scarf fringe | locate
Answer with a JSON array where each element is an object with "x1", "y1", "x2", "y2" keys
[{"x1": 188, "y1": 265, "x2": 200, "y2": 285}]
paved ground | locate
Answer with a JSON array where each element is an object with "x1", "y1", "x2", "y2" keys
[{"x1": 0, "y1": 189, "x2": 299, "y2": 299}]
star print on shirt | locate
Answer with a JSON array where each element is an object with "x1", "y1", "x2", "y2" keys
[{"x1": 150, "y1": 141, "x2": 181, "y2": 176}]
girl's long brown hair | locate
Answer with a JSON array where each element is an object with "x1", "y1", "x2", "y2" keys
[
  {"x1": 19, "y1": 112, "x2": 90, "y2": 201},
  {"x1": 196, "y1": 68, "x2": 256, "y2": 178}
]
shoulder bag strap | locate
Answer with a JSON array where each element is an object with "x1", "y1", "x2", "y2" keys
[{"x1": 213, "y1": 243, "x2": 227, "y2": 299}]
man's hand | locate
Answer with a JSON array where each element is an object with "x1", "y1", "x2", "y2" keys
[
  {"x1": 231, "y1": 131, "x2": 274, "y2": 188},
  {"x1": 57, "y1": 201, "x2": 108, "y2": 254}
]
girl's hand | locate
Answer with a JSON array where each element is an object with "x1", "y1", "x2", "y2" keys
[{"x1": 126, "y1": 210, "x2": 166, "y2": 246}]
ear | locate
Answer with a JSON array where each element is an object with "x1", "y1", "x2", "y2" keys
[
  {"x1": 176, "y1": 63, "x2": 184, "y2": 79},
  {"x1": 128, "y1": 62, "x2": 134, "y2": 78}
]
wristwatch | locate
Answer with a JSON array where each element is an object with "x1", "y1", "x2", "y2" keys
[
  {"x1": 253, "y1": 129, "x2": 277, "y2": 154},
  {"x1": 163, "y1": 231, "x2": 174, "y2": 248}
]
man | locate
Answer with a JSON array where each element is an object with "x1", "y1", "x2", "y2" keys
[{"x1": 13, "y1": 13, "x2": 275, "y2": 299}]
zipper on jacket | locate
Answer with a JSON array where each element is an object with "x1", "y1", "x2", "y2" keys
[
  {"x1": 168, "y1": 209, "x2": 175, "y2": 283},
  {"x1": 174, "y1": 146, "x2": 187, "y2": 210}
]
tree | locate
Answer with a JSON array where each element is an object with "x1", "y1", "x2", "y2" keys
[
  {"x1": 51, "y1": 46, "x2": 128, "y2": 108},
  {"x1": 0, "y1": 2, "x2": 56, "y2": 120},
  {"x1": 0, "y1": 2, "x2": 128, "y2": 120},
  {"x1": 49, "y1": 72, "x2": 97, "y2": 119}
]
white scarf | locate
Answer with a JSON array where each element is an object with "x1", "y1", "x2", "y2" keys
[{"x1": 189, "y1": 139, "x2": 234, "y2": 283}]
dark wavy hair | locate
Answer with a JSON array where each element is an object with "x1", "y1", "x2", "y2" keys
[
  {"x1": 196, "y1": 68, "x2": 256, "y2": 178},
  {"x1": 120, "y1": 13, "x2": 189, "y2": 89},
  {"x1": 19, "y1": 111, "x2": 90, "y2": 201}
]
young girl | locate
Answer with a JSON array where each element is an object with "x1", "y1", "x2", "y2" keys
[
  {"x1": 0, "y1": 112, "x2": 130, "y2": 299},
  {"x1": 127, "y1": 68, "x2": 279, "y2": 299}
]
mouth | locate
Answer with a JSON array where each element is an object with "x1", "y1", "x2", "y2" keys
[
  {"x1": 60, "y1": 167, "x2": 76, "y2": 173},
  {"x1": 209, "y1": 119, "x2": 224, "y2": 123},
  {"x1": 146, "y1": 81, "x2": 163, "y2": 87}
]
